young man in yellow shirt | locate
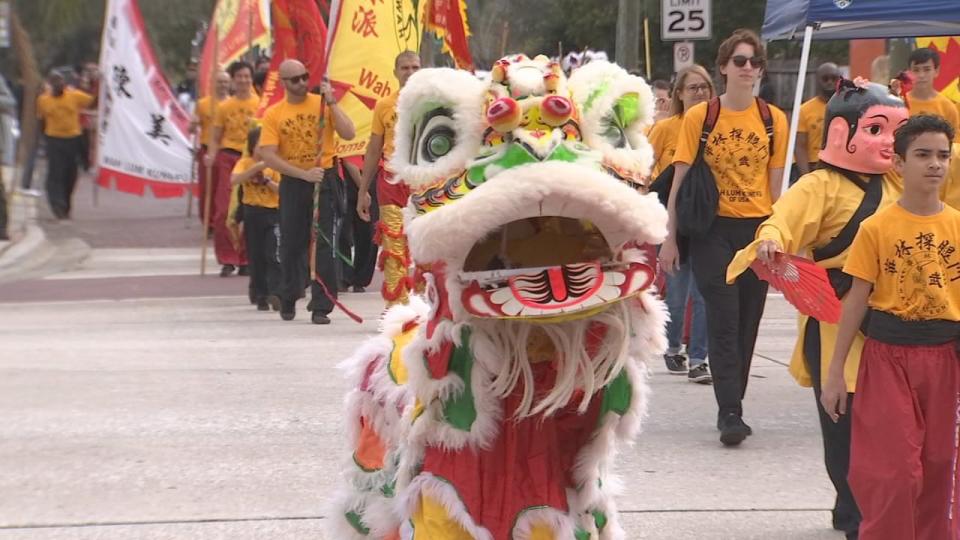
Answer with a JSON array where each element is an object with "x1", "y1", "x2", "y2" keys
[
  {"x1": 795, "y1": 62, "x2": 841, "y2": 175},
  {"x1": 357, "y1": 51, "x2": 421, "y2": 307},
  {"x1": 259, "y1": 59, "x2": 355, "y2": 324},
  {"x1": 823, "y1": 115, "x2": 960, "y2": 540},
  {"x1": 190, "y1": 70, "x2": 230, "y2": 228},
  {"x1": 205, "y1": 61, "x2": 259, "y2": 277},
  {"x1": 36, "y1": 71, "x2": 95, "y2": 219},
  {"x1": 905, "y1": 48, "x2": 960, "y2": 140}
]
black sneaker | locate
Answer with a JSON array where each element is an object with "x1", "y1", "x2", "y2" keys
[
  {"x1": 237, "y1": 265, "x2": 249, "y2": 276},
  {"x1": 687, "y1": 363, "x2": 712, "y2": 384},
  {"x1": 716, "y1": 413, "x2": 753, "y2": 436},
  {"x1": 352, "y1": 285, "x2": 366, "y2": 293},
  {"x1": 256, "y1": 298, "x2": 270, "y2": 311},
  {"x1": 311, "y1": 312, "x2": 331, "y2": 325},
  {"x1": 220, "y1": 264, "x2": 236, "y2": 277},
  {"x1": 266, "y1": 295, "x2": 281, "y2": 311},
  {"x1": 719, "y1": 413, "x2": 750, "y2": 446},
  {"x1": 280, "y1": 300, "x2": 296, "y2": 321},
  {"x1": 663, "y1": 353, "x2": 687, "y2": 374}
]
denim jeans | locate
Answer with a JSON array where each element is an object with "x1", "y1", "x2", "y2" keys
[{"x1": 664, "y1": 262, "x2": 708, "y2": 365}]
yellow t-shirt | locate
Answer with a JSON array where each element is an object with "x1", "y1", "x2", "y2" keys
[
  {"x1": 195, "y1": 96, "x2": 217, "y2": 147},
  {"x1": 673, "y1": 100, "x2": 789, "y2": 218},
  {"x1": 36, "y1": 89, "x2": 95, "y2": 138},
  {"x1": 371, "y1": 92, "x2": 399, "y2": 170},
  {"x1": 260, "y1": 94, "x2": 338, "y2": 170},
  {"x1": 647, "y1": 114, "x2": 683, "y2": 178},
  {"x1": 908, "y1": 92, "x2": 960, "y2": 142},
  {"x1": 214, "y1": 94, "x2": 261, "y2": 152},
  {"x1": 231, "y1": 156, "x2": 281, "y2": 209},
  {"x1": 797, "y1": 96, "x2": 827, "y2": 163},
  {"x1": 844, "y1": 202, "x2": 960, "y2": 321}
]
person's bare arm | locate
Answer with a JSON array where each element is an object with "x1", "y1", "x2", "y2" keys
[
  {"x1": 794, "y1": 133, "x2": 811, "y2": 175},
  {"x1": 230, "y1": 161, "x2": 268, "y2": 186},
  {"x1": 259, "y1": 145, "x2": 323, "y2": 183},
  {"x1": 329, "y1": 102, "x2": 355, "y2": 141},
  {"x1": 356, "y1": 134, "x2": 385, "y2": 222},
  {"x1": 768, "y1": 167, "x2": 784, "y2": 202},
  {"x1": 820, "y1": 277, "x2": 872, "y2": 421}
]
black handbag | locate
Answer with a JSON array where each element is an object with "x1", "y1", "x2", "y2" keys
[{"x1": 676, "y1": 97, "x2": 721, "y2": 238}]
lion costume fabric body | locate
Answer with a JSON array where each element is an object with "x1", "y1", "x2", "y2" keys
[{"x1": 330, "y1": 55, "x2": 669, "y2": 540}]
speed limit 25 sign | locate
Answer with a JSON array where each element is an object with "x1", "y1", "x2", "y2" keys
[{"x1": 661, "y1": 0, "x2": 712, "y2": 41}]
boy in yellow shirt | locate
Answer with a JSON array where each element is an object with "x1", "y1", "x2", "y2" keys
[
  {"x1": 231, "y1": 126, "x2": 281, "y2": 311},
  {"x1": 905, "y1": 48, "x2": 960, "y2": 141},
  {"x1": 823, "y1": 115, "x2": 960, "y2": 540}
]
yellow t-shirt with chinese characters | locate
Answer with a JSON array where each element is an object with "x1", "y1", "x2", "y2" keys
[
  {"x1": 907, "y1": 92, "x2": 960, "y2": 142},
  {"x1": 260, "y1": 94, "x2": 338, "y2": 171},
  {"x1": 371, "y1": 92, "x2": 400, "y2": 170},
  {"x1": 214, "y1": 93, "x2": 261, "y2": 152},
  {"x1": 36, "y1": 89, "x2": 95, "y2": 138},
  {"x1": 673, "y1": 100, "x2": 789, "y2": 218},
  {"x1": 798, "y1": 96, "x2": 827, "y2": 163},
  {"x1": 195, "y1": 96, "x2": 217, "y2": 147},
  {"x1": 231, "y1": 156, "x2": 281, "y2": 209},
  {"x1": 844, "y1": 202, "x2": 960, "y2": 321},
  {"x1": 647, "y1": 114, "x2": 683, "y2": 178}
]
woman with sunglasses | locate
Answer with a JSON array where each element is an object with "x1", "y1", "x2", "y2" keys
[
  {"x1": 660, "y1": 28, "x2": 788, "y2": 446},
  {"x1": 648, "y1": 65, "x2": 716, "y2": 384}
]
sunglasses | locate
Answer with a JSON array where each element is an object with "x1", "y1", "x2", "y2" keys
[
  {"x1": 283, "y1": 73, "x2": 309, "y2": 84},
  {"x1": 731, "y1": 55, "x2": 764, "y2": 69}
]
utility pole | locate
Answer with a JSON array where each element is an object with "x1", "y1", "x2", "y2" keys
[{"x1": 616, "y1": 0, "x2": 642, "y2": 70}]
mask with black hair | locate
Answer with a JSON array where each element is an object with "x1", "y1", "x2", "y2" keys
[{"x1": 819, "y1": 79, "x2": 909, "y2": 174}]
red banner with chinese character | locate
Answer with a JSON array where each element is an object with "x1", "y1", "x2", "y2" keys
[
  {"x1": 257, "y1": 0, "x2": 328, "y2": 116},
  {"x1": 323, "y1": 0, "x2": 420, "y2": 157},
  {"x1": 422, "y1": 0, "x2": 473, "y2": 71},
  {"x1": 198, "y1": 0, "x2": 271, "y2": 98}
]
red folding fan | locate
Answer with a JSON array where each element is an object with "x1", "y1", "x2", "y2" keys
[{"x1": 750, "y1": 254, "x2": 842, "y2": 324}]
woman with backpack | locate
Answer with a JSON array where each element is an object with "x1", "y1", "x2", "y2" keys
[
  {"x1": 647, "y1": 65, "x2": 716, "y2": 384},
  {"x1": 659, "y1": 28, "x2": 789, "y2": 446}
]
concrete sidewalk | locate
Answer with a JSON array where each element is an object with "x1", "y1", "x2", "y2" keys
[{"x1": 0, "y1": 291, "x2": 844, "y2": 540}]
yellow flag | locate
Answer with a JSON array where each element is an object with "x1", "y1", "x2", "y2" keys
[{"x1": 325, "y1": 0, "x2": 421, "y2": 157}]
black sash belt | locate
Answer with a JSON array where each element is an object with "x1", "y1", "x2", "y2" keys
[{"x1": 865, "y1": 310, "x2": 960, "y2": 346}]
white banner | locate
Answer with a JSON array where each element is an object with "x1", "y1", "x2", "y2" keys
[{"x1": 97, "y1": 0, "x2": 194, "y2": 198}]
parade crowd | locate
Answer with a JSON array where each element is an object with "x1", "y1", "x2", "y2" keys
[{"x1": 30, "y1": 25, "x2": 960, "y2": 540}]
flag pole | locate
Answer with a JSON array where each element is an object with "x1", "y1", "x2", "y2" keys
[{"x1": 200, "y1": 22, "x2": 219, "y2": 276}]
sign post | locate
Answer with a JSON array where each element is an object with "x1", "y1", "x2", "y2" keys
[
  {"x1": 661, "y1": 0, "x2": 712, "y2": 42},
  {"x1": 0, "y1": 2, "x2": 10, "y2": 48},
  {"x1": 673, "y1": 41, "x2": 695, "y2": 73}
]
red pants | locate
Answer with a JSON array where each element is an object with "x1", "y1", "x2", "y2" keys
[
  {"x1": 212, "y1": 150, "x2": 246, "y2": 266},
  {"x1": 849, "y1": 339, "x2": 960, "y2": 540}
]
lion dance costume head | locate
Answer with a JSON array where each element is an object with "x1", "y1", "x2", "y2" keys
[{"x1": 330, "y1": 55, "x2": 668, "y2": 540}]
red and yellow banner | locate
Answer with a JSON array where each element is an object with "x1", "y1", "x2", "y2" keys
[
  {"x1": 324, "y1": 0, "x2": 420, "y2": 158},
  {"x1": 198, "y1": 0, "x2": 271, "y2": 97},
  {"x1": 422, "y1": 0, "x2": 473, "y2": 71},
  {"x1": 257, "y1": 0, "x2": 328, "y2": 116},
  {"x1": 917, "y1": 36, "x2": 960, "y2": 102}
]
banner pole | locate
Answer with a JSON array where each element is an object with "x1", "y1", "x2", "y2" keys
[{"x1": 200, "y1": 22, "x2": 219, "y2": 276}]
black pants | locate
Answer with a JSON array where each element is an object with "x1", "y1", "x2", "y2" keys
[
  {"x1": 339, "y1": 175, "x2": 378, "y2": 288},
  {"x1": 45, "y1": 135, "x2": 82, "y2": 219},
  {"x1": 804, "y1": 319, "x2": 861, "y2": 537},
  {"x1": 243, "y1": 204, "x2": 281, "y2": 301},
  {"x1": 278, "y1": 172, "x2": 341, "y2": 314},
  {"x1": 690, "y1": 216, "x2": 768, "y2": 418}
]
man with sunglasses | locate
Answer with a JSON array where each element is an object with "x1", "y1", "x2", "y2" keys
[
  {"x1": 796, "y1": 62, "x2": 841, "y2": 176},
  {"x1": 259, "y1": 59, "x2": 356, "y2": 324}
]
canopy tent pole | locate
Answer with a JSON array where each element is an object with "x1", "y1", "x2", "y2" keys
[{"x1": 782, "y1": 24, "x2": 813, "y2": 195}]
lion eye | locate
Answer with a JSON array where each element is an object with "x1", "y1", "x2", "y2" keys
[{"x1": 412, "y1": 108, "x2": 457, "y2": 164}]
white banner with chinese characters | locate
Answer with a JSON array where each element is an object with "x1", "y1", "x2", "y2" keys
[{"x1": 97, "y1": 0, "x2": 194, "y2": 197}]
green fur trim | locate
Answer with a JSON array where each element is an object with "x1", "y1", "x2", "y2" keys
[
  {"x1": 599, "y1": 369, "x2": 632, "y2": 417},
  {"x1": 613, "y1": 93, "x2": 640, "y2": 128},
  {"x1": 575, "y1": 527, "x2": 592, "y2": 540},
  {"x1": 345, "y1": 510, "x2": 370, "y2": 535},
  {"x1": 592, "y1": 509, "x2": 608, "y2": 531},
  {"x1": 441, "y1": 327, "x2": 477, "y2": 430}
]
